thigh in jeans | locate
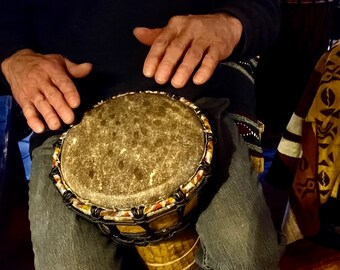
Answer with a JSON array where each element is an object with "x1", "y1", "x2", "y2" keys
[
  {"x1": 195, "y1": 115, "x2": 281, "y2": 270},
  {"x1": 29, "y1": 135, "x2": 123, "y2": 270}
]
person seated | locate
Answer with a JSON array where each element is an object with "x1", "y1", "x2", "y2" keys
[{"x1": 0, "y1": 1, "x2": 282, "y2": 269}]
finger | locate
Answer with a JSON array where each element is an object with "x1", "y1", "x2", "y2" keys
[
  {"x1": 171, "y1": 40, "x2": 207, "y2": 88},
  {"x1": 50, "y1": 74, "x2": 80, "y2": 108},
  {"x1": 12, "y1": 87, "x2": 46, "y2": 133},
  {"x1": 33, "y1": 92, "x2": 62, "y2": 131},
  {"x1": 193, "y1": 47, "x2": 220, "y2": 85},
  {"x1": 133, "y1": 27, "x2": 163, "y2": 46},
  {"x1": 50, "y1": 61, "x2": 84, "y2": 109},
  {"x1": 153, "y1": 33, "x2": 192, "y2": 85},
  {"x1": 143, "y1": 28, "x2": 177, "y2": 79},
  {"x1": 65, "y1": 59, "x2": 93, "y2": 78},
  {"x1": 21, "y1": 103, "x2": 46, "y2": 133},
  {"x1": 41, "y1": 83, "x2": 76, "y2": 125}
]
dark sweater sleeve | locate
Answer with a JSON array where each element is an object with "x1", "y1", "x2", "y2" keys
[
  {"x1": 213, "y1": 0, "x2": 281, "y2": 60},
  {"x1": 0, "y1": 0, "x2": 280, "y2": 63},
  {"x1": 0, "y1": 0, "x2": 36, "y2": 63}
]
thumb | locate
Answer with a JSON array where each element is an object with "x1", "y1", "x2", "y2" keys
[
  {"x1": 65, "y1": 58, "x2": 93, "y2": 78},
  {"x1": 133, "y1": 27, "x2": 163, "y2": 46}
]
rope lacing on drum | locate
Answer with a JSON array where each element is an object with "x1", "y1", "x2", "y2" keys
[{"x1": 143, "y1": 235, "x2": 200, "y2": 269}]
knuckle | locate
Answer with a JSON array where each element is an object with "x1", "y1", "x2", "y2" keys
[
  {"x1": 44, "y1": 110, "x2": 56, "y2": 122},
  {"x1": 26, "y1": 68, "x2": 44, "y2": 81},
  {"x1": 45, "y1": 53, "x2": 64, "y2": 63},
  {"x1": 169, "y1": 39, "x2": 187, "y2": 51},
  {"x1": 43, "y1": 109, "x2": 60, "y2": 126},
  {"x1": 38, "y1": 54, "x2": 64, "y2": 70},
  {"x1": 168, "y1": 15, "x2": 185, "y2": 26},
  {"x1": 25, "y1": 66, "x2": 52, "y2": 85},
  {"x1": 212, "y1": 43, "x2": 230, "y2": 59},
  {"x1": 26, "y1": 118, "x2": 39, "y2": 130},
  {"x1": 33, "y1": 94, "x2": 46, "y2": 107},
  {"x1": 153, "y1": 37, "x2": 168, "y2": 47},
  {"x1": 22, "y1": 104, "x2": 35, "y2": 118},
  {"x1": 204, "y1": 52, "x2": 219, "y2": 64},
  {"x1": 45, "y1": 89, "x2": 62, "y2": 101},
  {"x1": 199, "y1": 62, "x2": 215, "y2": 78},
  {"x1": 59, "y1": 78, "x2": 73, "y2": 88},
  {"x1": 160, "y1": 59, "x2": 175, "y2": 68},
  {"x1": 186, "y1": 47, "x2": 203, "y2": 59},
  {"x1": 146, "y1": 54, "x2": 160, "y2": 63},
  {"x1": 178, "y1": 63, "x2": 192, "y2": 74}
]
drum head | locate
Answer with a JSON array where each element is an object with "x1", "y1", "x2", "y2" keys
[{"x1": 58, "y1": 91, "x2": 211, "y2": 211}]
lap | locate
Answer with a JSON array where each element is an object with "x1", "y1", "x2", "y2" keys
[
  {"x1": 29, "y1": 108, "x2": 281, "y2": 270},
  {"x1": 195, "y1": 114, "x2": 281, "y2": 270}
]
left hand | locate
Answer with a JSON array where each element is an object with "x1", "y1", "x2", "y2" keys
[
  {"x1": 133, "y1": 13, "x2": 242, "y2": 89},
  {"x1": 1, "y1": 49, "x2": 92, "y2": 133}
]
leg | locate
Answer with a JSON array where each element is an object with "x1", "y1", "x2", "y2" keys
[
  {"x1": 29, "y1": 135, "x2": 123, "y2": 270},
  {"x1": 195, "y1": 114, "x2": 281, "y2": 270}
]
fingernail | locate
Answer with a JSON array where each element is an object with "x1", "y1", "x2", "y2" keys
[
  {"x1": 69, "y1": 97, "x2": 80, "y2": 108},
  {"x1": 193, "y1": 74, "x2": 204, "y2": 85},
  {"x1": 172, "y1": 74, "x2": 185, "y2": 88},
  {"x1": 35, "y1": 124, "x2": 45, "y2": 133},
  {"x1": 143, "y1": 66, "x2": 154, "y2": 77},
  {"x1": 155, "y1": 75, "x2": 167, "y2": 84}
]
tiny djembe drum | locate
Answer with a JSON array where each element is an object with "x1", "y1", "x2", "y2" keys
[{"x1": 50, "y1": 91, "x2": 214, "y2": 270}]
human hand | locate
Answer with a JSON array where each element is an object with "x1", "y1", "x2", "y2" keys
[
  {"x1": 1, "y1": 49, "x2": 92, "y2": 133},
  {"x1": 133, "y1": 13, "x2": 242, "y2": 88}
]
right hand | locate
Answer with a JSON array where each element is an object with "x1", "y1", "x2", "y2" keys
[
  {"x1": 1, "y1": 49, "x2": 92, "y2": 133},
  {"x1": 133, "y1": 13, "x2": 242, "y2": 89}
]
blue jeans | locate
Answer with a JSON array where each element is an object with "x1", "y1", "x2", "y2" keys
[{"x1": 29, "y1": 100, "x2": 281, "y2": 270}]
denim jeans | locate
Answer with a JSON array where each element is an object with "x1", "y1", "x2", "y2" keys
[{"x1": 29, "y1": 99, "x2": 281, "y2": 270}]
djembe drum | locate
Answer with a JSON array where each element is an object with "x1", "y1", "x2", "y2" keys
[{"x1": 50, "y1": 91, "x2": 214, "y2": 270}]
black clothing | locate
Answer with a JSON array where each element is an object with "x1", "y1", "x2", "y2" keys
[
  {"x1": 0, "y1": 0, "x2": 280, "y2": 63},
  {"x1": 0, "y1": 0, "x2": 280, "y2": 150},
  {"x1": 0, "y1": 4, "x2": 283, "y2": 268}
]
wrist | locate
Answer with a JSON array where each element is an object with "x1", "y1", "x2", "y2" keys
[
  {"x1": 215, "y1": 12, "x2": 243, "y2": 51},
  {"x1": 1, "y1": 48, "x2": 33, "y2": 75}
]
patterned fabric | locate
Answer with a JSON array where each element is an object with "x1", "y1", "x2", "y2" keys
[
  {"x1": 230, "y1": 112, "x2": 265, "y2": 173},
  {"x1": 277, "y1": 42, "x2": 340, "y2": 236},
  {"x1": 225, "y1": 58, "x2": 265, "y2": 173}
]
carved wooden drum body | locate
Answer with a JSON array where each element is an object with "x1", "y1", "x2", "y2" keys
[{"x1": 50, "y1": 91, "x2": 214, "y2": 269}]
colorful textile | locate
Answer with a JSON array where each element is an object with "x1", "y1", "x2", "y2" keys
[{"x1": 277, "y1": 42, "x2": 340, "y2": 236}]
